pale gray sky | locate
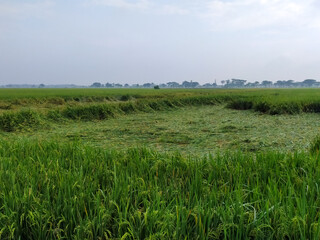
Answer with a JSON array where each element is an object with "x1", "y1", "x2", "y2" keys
[{"x1": 1, "y1": 0, "x2": 320, "y2": 85}]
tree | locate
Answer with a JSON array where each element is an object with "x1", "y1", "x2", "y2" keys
[
  {"x1": 114, "y1": 84, "x2": 123, "y2": 88},
  {"x1": 231, "y1": 79, "x2": 247, "y2": 87},
  {"x1": 275, "y1": 80, "x2": 286, "y2": 87},
  {"x1": 91, "y1": 82, "x2": 102, "y2": 88},
  {"x1": 261, "y1": 81, "x2": 273, "y2": 87},
  {"x1": 190, "y1": 81, "x2": 200, "y2": 88},
  {"x1": 286, "y1": 80, "x2": 294, "y2": 85},
  {"x1": 143, "y1": 83, "x2": 154, "y2": 88},
  {"x1": 105, "y1": 83, "x2": 113, "y2": 88},
  {"x1": 303, "y1": 79, "x2": 317, "y2": 87},
  {"x1": 181, "y1": 80, "x2": 199, "y2": 88},
  {"x1": 203, "y1": 83, "x2": 212, "y2": 88},
  {"x1": 167, "y1": 82, "x2": 180, "y2": 88}
]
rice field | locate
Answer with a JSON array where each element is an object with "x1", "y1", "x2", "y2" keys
[{"x1": 1, "y1": 88, "x2": 320, "y2": 239}]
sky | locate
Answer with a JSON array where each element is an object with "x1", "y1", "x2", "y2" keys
[{"x1": 1, "y1": 0, "x2": 320, "y2": 85}]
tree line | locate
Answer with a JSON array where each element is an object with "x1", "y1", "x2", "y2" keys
[
  {"x1": 91, "y1": 79, "x2": 320, "y2": 88},
  {"x1": 2, "y1": 79, "x2": 319, "y2": 89}
]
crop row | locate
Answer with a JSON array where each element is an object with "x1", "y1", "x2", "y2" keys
[{"x1": 227, "y1": 98, "x2": 320, "y2": 114}]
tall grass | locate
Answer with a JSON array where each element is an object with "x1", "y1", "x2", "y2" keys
[{"x1": 0, "y1": 139, "x2": 320, "y2": 239}]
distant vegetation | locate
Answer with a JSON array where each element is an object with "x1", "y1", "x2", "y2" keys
[
  {"x1": 2, "y1": 78, "x2": 320, "y2": 89},
  {"x1": 91, "y1": 79, "x2": 319, "y2": 89}
]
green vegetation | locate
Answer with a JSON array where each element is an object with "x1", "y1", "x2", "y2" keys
[
  {"x1": 4, "y1": 105, "x2": 320, "y2": 155},
  {"x1": 1, "y1": 88, "x2": 320, "y2": 239},
  {"x1": 1, "y1": 140, "x2": 320, "y2": 239},
  {"x1": 2, "y1": 88, "x2": 320, "y2": 115}
]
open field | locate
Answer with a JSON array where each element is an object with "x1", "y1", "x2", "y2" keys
[{"x1": 1, "y1": 88, "x2": 320, "y2": 239}]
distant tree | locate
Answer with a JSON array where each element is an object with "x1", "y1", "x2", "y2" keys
[
  {"x1": 39, "y1": 84, "x2": 45, "y2": 88},
  {"x1": 303, "y1": 79, "x2": 317, "y2": 86},
  {"x1": 261, "y1": 80, "x2": 273, "y2": 87},
  {"x1": 124, "y1": 84, "x2": 130, "y2": 88},
  {"x1": 167, "y1": 82, "x2": 180, "y2": 88},
  {"x1": 143, "y1": 83, "x2": 154, "y2": 88},
  {"x1": 275, "y1": 80, "x2": 286, "y2": 87},
  {"x1": 286, "y1": 80, "x2": 294, "y2": 85},
  {"x1": 91, "y1": 82, "x2": 102, "y2": 88},
  {"x1": 154, "y1": 85, "x2": 160, "y2": 89},
  {"x1": 191, "y1": 81, "x2": 200, "y2": 88},
  {"x1": 105, "y1": 83, "x2": 113, "y2": 88},
  {"x1": 182, "y1": 81, "x2": 191, "y2": 88},
  {"x1": 231, "y1": 79, "x2": 247, "y2": 87},
  {"x1": 182, "y1": 81, "x2": 199, "y2": 88},
  {"x1": 114, "y1": 83, "x2": 123, "y2": 88},
  {"x1": 246, "y1": 81, "x2": 259, "y2": 88}
]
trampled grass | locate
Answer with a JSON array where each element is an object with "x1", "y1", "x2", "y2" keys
[{"x1": 6, "y1": 105, "x2": 320, "y2": 154}]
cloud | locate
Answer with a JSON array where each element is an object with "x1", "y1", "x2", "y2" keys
[
  {"x1": 91, "y1": 0, "x2": 150, "y2": 10},
  {"x1": 87, "y1": 0, "x2": 320, "y2": 29},
  {"x1": 158, "y1": 5, "x2": 189, "y2": 15},
  {"x1": 89, "y1": 0, "x2": 189, "y2": 15},
  {"x1": 0, "y1": 0, "x2": 55, "y2": 19},
  {"x1": 198, "y1": 0, "x2": 320, "y2": 31}
]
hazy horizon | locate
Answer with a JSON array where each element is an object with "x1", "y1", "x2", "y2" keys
[{"x1": 1, "y1": 0, "x2": 320, "y2": 85}]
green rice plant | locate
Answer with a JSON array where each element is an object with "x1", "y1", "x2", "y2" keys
[
  {"x1": 61, "y1": 104, "x2": 119, "y2": 120},
  {"x1": 47, "y1": 97, "x2": 65, "y2": 105},
  {"x1": 46, "y1": 109, "x2": 64, "y2": 122},
  {"x1": 118, "y1": 102, "x2": 137, "y2": 114},
  {"x1": 253, "y1": 101, "x2": 272, "y2": 113},
  {"x1": 226, "y1": 99, "x2": 254, "y2": 110},
  {"x1": 119, "y1": 94, "x2": 133, "y2": 101},
  {"x1": 309, "y1": 135, "x2": 320, "y2": 155},
  {"x1": 3, "y1": 88, "x2": 320, "y2": 117},
  {"x1": 0, "y1": 110, "x2": 41, "y2": 132},
  {"x1": 303, "y1": 102, "x2": 320, "y2": 113},
  {"x1": 0, "y1": 139, "x2": 320, "y2": 239}
]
